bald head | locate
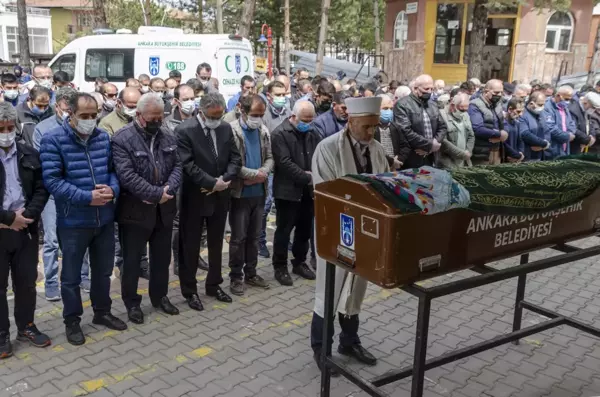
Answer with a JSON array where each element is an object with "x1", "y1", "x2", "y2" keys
[
  {"x1": 413, "y1": 74, "x2": 434, "y2": 100},
  {"x1": 331, "y1": 80, "x2": 342, "y2": 92},
  {"x1": 291, "y1": 100, "x2": 316, "y2": 129},
  {"x1": 120, "y1": 87, "x2": 142, "y2": 109},
  {"x1": 554, "y1": 85, "x2": 574, "y2": 105},
  {"x1": 557, "y1": 85, "x2": 574, "y2": 96},
  {"x1": 414, "y1": 75, "x2": 434, "y2": 88},
  {"x1": 434, "y1": 79, "x2": 445, "y2": 92},
  {"x1": 482, "y1": 79, "x2": 504, "y2": 106},
  {"x1": 379, "y1": 94, "x2": 393, "y2": 109}
]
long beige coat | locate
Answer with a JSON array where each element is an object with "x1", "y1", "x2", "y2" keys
[{"x1": 312, "y1": 129, "x2": 390, "y2": 318}]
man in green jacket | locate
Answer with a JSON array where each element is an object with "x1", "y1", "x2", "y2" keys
[
  {"x1": 98, "y1": 88, "x2": 141, "y2": 137},
  {"x1": 438, "y1": 93, "x2": 475, "y2": 169}
]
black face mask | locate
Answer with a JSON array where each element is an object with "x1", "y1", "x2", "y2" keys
[
  {"x1": 145, "y1": 120, "x2": 162, "y2": 135},
  {"x1": 318, "y1": 101, "x2": 332, "y2": 112},
  {"x1": 490, "y1": 94, "x2": 502, "y2": 105},
  {"x1": 420, "y1": 93, "x2": 431, "y2": 101}
]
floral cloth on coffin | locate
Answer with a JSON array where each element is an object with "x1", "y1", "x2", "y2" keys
[{"x1": 349, "y1": 166, "x2": 471, "y2": 215}]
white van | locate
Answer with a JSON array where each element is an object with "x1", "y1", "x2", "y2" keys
[{"x1": 48, "y1": 30, "x2": 254, "y2": 102}]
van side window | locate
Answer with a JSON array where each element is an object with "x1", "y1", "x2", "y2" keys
[
  {"x1": 85, "y1": 48, "x2": 134, "y2": 82},
  {"x1": 51, "y1": 53, "x2": 75, "y2": 81}
]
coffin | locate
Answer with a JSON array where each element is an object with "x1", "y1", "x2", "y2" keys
[{"x1": 314, "y1": 177, "x2": 600, "y2": 289}]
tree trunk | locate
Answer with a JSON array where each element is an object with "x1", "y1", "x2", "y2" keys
[
  {"x1": 16, "y1": 0, "x2": 30, "y2": 65},
  {"x1": 92, "y1": 0, "x2": 107, "y2": 29},
  {"x1": 284, "y1": 0, "x2": 290, "y2": 75},
  {"x1": 143, "y1": 0, "x2": 152, "y2": 25},
  {"x1": 216, "y1": 0, "x2": 224, "y2": 34},
  {"x1": 197, "y1": 0, "x2": 204, "y2": 33},
  {"x1": 238, "y1": 0, "x2": 256, "y2": 39},
  {"x1": 588, "y1": 24, "x2": 600, "y2": 85},
  {"x1": 315, "y1": 0, "x2": 331, "y2": 75},
  {"x1": 373, "y1": 0, "x2": 380, "y2": 68},
  {"x1": 467, "y1": 0, "x2": 487, "y2": 80}
]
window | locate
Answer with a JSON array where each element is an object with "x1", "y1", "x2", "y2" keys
[
  {"x1": 51, "y1": 54, "x2": 76, "y2": 81},
  {"x1": 6, "y1": 27, "x2": 50, "y2": 57},
  {"x1": 393, "y1": 11, "x2": 408, "y2": 49},
  {"x1": 545, "y1": 12, "x2": 573, "y2": 52},
  {"x1": 434, "y1": 3, "x2": 464, "y2": 64},
  {"x1": 85, "y1": 49, "x2": 135, "y2": 82},
  {"x1": 77, "y1": 12, "x2": 93, "y2": 28}
]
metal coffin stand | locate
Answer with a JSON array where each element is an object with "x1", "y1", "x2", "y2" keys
[{"x1": 319, "y1": 242, "x2": 600, "y2": 397}]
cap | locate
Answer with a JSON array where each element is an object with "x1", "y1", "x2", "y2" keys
[{"x1": 345, "y1": 97, "x2": 382, "y2": 116}]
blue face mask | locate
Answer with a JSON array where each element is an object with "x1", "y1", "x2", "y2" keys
[
  {"x1": 558, "y1": 101, "x2": 570, "y2": 110},
  {"x1": 380, "y1": 109, "x2": 393, "y2": 124},
  {"x1": 296, "y1": 121, "x2": 312, "y2": 133},
  {"x1": 31, "y1": 106, "x2": 46, "y2": 116}
]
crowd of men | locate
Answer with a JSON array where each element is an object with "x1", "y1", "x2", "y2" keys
[{"x1": 1, "y1": 61, "x2": 599, "y2": 374}]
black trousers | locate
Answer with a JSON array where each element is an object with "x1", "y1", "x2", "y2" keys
[
  {"x1": 179, "y1": 208, "x2": 227, "y2": 297},
  {"x1": 172, "y1": 195, "x2": 207, "y2": 267},
  {"x1": 229, "y1": 196, "x2": 265, "y2": 281},
  {"x1": 119, "y1": 211, "x2": 172, "y2": 308},
  {"x1": 272, "y1": 193, "x2": 314, "y2": 270},
  {"x1": 0, "y1": 229, "x2": 38, "y2": 332},
  {"x1": 310, "y1": 312, "x2": 361, "y2": 352}
]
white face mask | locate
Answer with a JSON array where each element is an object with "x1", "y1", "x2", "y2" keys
[
  {"x1": 201, "y1": 113, "x2": 221, "y2": 130},
  {"x1": 0, "y1": 129, "x2": 16, "y2": 147},
  {"x1": 194, "y1": 97, "x2": 202, "y2": 108},
  {"x1": 3, "y1": 89, "x2": 18, "y2": 100},
  {"x1": 245, "y1": 116, "x2": 262, "y2": 130},
  {"x1": 122, "y1": 106, "x2": 137, "y2": 118},
  {"x1": 180, "y1": 99, "x2": 195, "y2": 115},
  {"x1": 105, "y1": 99, "x2": 116, "y2": 110},
  {"x1": 74, "y1": 118, "x2": 96, "y2": 136},
  {"x1": 38, "y1": 79, "x2": 53, "y2": 89},
  {"x1": 141, "y1": 86, "x2": 149, "y2": 93},
  {"x1": 153, "y1": 91, "x2": 164, "y2": 99}
]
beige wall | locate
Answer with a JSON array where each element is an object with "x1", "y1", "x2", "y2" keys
[{"x1": 382, "y1": 41, "x2": 425, "y2": 81}]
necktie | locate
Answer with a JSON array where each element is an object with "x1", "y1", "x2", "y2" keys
[
  {"x1": 205, "y1": 128, "x2": 218, "y2": 160},
  {"x1": 364, "y1": 147, "x2": 373, "y2": 174}
]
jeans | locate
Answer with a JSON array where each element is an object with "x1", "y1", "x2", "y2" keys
[
  {"x1": 41, "y1": 198, "x2": 90, "y2": 290},
  {"x1": 272, "y1": 193, "x2": 314, "y2": 270},
  {"x1": 120, "y1": 212, "x2": 172, "y2": 308},
  {"x1": 228, "y1": 196, "x2": 265, "y2": 281},
  {"x1": 0, "y1": 230, "x2": 38, "y2": 332},
  {"x1": 310, "y1": 312, "x2": 361, "y2": 352},
  {"x1": 259, "y1": 174, "x2": 274, "y2": 247},
  {"x1": 58, "y1": 223, "x2": 115, "y2": 325}
]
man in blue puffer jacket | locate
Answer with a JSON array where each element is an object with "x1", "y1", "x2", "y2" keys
[
  {"x1": 40, "y1": 93, "x2": 127, "y2": 346},
  {"x1": 519, "y1": 91, "x2": 551, "y2": 161},
  {"x1": 542, "y1": 85, "x2": 576, "y2": 159}
]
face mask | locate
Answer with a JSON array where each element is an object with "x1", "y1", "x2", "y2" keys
[
  {"x1": 194, "y1": 97, "x2": 202, "y2": 109},
  {"x1": 296, "y1": 121, "x2": 312, "y2": 133},
  {"x1": 3, "y1": 89, "x2": 18, "y2": 100},
  {"x1": 31, "y1": 106, "x2": 46, "y2": 116},
  {"x1": 141, "y1": 86, "x2": 149, "y2": 93},
  {"x1": 202, "y1": 113, "x2": 221, "y2": 130},
  {"x1": 245, "y1": 116, "x2": 262, "y2": 130},
  {"x1": 0, "y1": 129, "x2": 16, "y2": 148},
  {"x1": 38, "y1": 79, "x2": 53, "y2": 89},
  {"x1": 104, "y1": 99, "x2": 116, "y2": 110},
  {"x1": 558, "y1": 100, "x2": 569, "y2": 109},
  {"x1": 180, "y1": 99, "x2": 195, "y2": 115},
  {"x1": 74, "y1": 118, "x2": 96, "y2": 136},
  {"x1": 122, "y1": 105, "x2": 137, "y2": 118},
  {"x1": 318, "y1": 101, "x2": 332, "y2": 112},
  {"x1": 153, "y1": 91, "x2": 164, "y2": 99},
  {"x1": 380, "y1": 109, "x2": 393, "y2": 123},
  {"x1": 490, "y1": 95, "x2": 502, "y2": 105},
  {"x1": 452, "y1": 110, "x2": 465, "y2": 119},
  {"x1": 145, "y1": 120, "x2": 162, "y2": 135},
  {"x1": 530, "y1": 106, "x2": 544, "y2": 115},
  {"x1": 420, "y1": 93, "x2": 431, "y2": 101},
  {"x1": 272, "y1": 96, "x2": 286, "y2": 109},
  {"x1": 167, "y1": 89, "x2": 175, "y2": 97}
]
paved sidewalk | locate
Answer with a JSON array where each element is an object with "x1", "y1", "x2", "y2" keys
[{"x1": 3, "y1": 230, "x2": 600, "y2": 397}]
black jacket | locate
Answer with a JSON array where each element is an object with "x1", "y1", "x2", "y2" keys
[
  {"x1": 568, "y1": 100, "x2": 593, "y2": 154},
  {"x1": 0, "y1": 142, "x2": 49, "y2": 233},
  {"x1": 374, "y1": 123, "x2": 411, "y2": 168},
  {"x1": 176, "y1": 117, "x2": 241, "y2": 217},
  {"x1": 112, "y1": 122, "x2": 182, "y2": 230},
  {"x1": 16, "y1": 101, "x2": 54, "y2": 148},
  {"x1": 271, "y1": 118, "x2": 321, "y2": 202},
  {"x1": 393, "y1": 93, "x2": 447, "y2": 169}
]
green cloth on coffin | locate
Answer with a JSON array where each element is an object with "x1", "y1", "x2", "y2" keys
[{"x1": 450, "y1": 154, "x2": 600, "y2": 214}]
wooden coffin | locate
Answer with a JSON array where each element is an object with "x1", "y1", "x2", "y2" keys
[{"x1": 314, "y1": 177, "x2": 600, "y2": 289}]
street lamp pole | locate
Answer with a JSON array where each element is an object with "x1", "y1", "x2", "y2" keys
[{"x1": 260, "y1": 23, "x2": 273, "y2": 78}]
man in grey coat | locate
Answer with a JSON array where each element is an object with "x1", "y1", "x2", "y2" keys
[{"x1": 438, "y1": 93, "x2": 475, "y2": 169}]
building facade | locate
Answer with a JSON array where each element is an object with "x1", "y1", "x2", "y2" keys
[
  {"x1": 383, "y1": 0, "x2": 595, "y2": 84},
  {"x1": 0, "y1": 3, "x2": 52, "y2": 61}
]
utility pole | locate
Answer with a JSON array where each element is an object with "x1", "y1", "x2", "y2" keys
[
  {"x1": 373, "y1": 0, "x2": 380, "y2": 68},
  {"x1": 284, "y1": 0, "x2": 290, "y2": 75},
  {"x1": 16, "y1": 0, "x2": 30, "y2": 66},
  {"x1": 216, "y1": 0, "x2": 224, "y2": 34},
  {"x1": 315, "y1": 0, "x2": 331, "y2": 75},
  {"x1": 92, "y1": 0, "x2": 107, "y2": 29}
]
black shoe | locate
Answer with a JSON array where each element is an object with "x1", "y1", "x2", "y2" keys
[
  {"x1": 92, "y1": 313, "x2": 128, "y2": 331},
  {"x1": 17, "y1": 323, "x2": 51, "y2": 348},
  {"x1": 246, "y1": 275, "x2": 270, "y2": 289},
  {"x1": 275, "y1": 268, "x2": 293, "y2": 286},
  {"x1": 310, "y1": 256, "x2": 317, "y2": 270},
  {"x1": 293, "y1": 263, "x2": 316, "y2": 280},
  {"x1": 127, "y1": 306, "x2": 144, "y2": 324},
  {"x1": 197, "y1": 257, "x2": 209, "y2": 271},
  {"x1": 187, "y1": 294, "x2": 204, "y2": 311},
  {"x1": 140, "y1": 262, "x2": 150, "y2": 280},
  {"x1": 65, "y1": 323, "x2": 85, "y2": 346},
  {"x1": 338, "y1": 344, "x2": 377, "y2": 366},
  {"x1": 258, "y1": 243, "x2": 270, "y2": 258},
  {"x1": 207, "y1": 286, "x2": 232, "y2": 303},
  {"x1": 230, "y1": 280, "x2": 245, "y2": 296},
  {"x1": 0, "y1": 331, "x2": 12, "y2": 359},
  {"x1": 313, "y1": 349, "x2": 339, "y2": 377},
  {"x1": 154, "y1": 296, "x2": 179, "y2": 315}
]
